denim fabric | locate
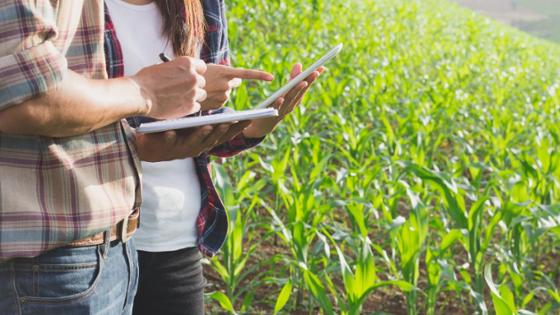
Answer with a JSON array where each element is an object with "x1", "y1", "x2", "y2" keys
[
  {"x1": 0, "y1": 236, "x2": 139, "y2": 315},
  {"x1": 133, "y1": 247, "x2": 206, "y2": 315}
]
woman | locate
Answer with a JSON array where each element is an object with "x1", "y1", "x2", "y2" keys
[{"x1": 104, "y1": 0, "x2": 322, "y2": 314}]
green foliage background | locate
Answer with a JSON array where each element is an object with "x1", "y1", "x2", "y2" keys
[{"x1": 208, "y1": 0, "x2": 560, "y2": 313}]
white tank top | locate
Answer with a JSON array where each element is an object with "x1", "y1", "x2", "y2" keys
[{"x1": 106, "y1": 0, "x2": 201, "y2": 251}]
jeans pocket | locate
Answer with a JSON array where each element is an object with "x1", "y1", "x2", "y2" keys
[{"x1": 13, "y1": 245, "x2": 104, "y2": 304}]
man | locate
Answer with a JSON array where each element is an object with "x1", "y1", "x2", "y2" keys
[{"x1": 0, "y1": 1, "x2": 233, "y2": 314}]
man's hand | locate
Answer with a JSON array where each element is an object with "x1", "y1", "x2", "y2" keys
[
  {"x1": 201, "y1": 64, "x2": 273, "y2": 111},
  {"x1": 135, "y1": 121, "x2": 250, "y2": 162},
  {"x1": 242, "y1": 63, "x2": 324, "y2": 139},
  {"x1": 131, "y1": 57, "x2": 208, "y2": 119}
]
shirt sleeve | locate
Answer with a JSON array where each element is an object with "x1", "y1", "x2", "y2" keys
[
  {"x1": 217, "y1": 0, "x2": 230, "y2": 66},
  {"x1": 200, "y1": 0, "x2": 230, "y2": 65},
  {"x1": 0, "y1": 1, "x2": 68, "y2": 110}
]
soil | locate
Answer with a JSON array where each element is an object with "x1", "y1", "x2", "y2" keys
[
  {"x1": 452, "y1": 0, "x2": 546, "y2": 24},
  {"x1": 450, "y1": 0, "x2": 560, "y2": 44}
]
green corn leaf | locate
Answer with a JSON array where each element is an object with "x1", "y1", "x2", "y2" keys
[
  {"x1": 440, "y1": 229, "x2": 463, "y2": 252},
  {"x1": 274, "y1": 280, "x2": 293, "y2": 315},
  {"x1": 347, "y1": 202, "x2": 368, "y2": 237},
  {"x1": 231, "y1": 216, "x2": 245, "y2": 261},
  {"x1": 521, "y1": 291, "x2": 535, "y2": 307},
  {"x1": 303, "y1": 270, "x2": 334, "y2": 315},
  {"x1": 404, "y1": 164, "x2": 468, "y2": 229},
  {"x1": 547, "y1": 289, "x2": 560, "y2": 302},
  {"x1": 358, "y1": 280, "x2": 415, "y2": 307},
  {"x1": 211, "y1": 260, "x2": 230, "y2": 283},
  {"x1": 499, "y1": 285, "x2": 516, "y2": 311},
  {"x1": 467, "y1": 197, "x2": 487, "y2": 231},
  {"x1": 233, "y1": 254, "x2": 250, "y2": 279},
  {"x1": 209, "y1": 291, "x2": 237, "y2": 315},
  {"x1": 484, "y1": 265, "x2": 516, "y2": 315},
  {"x1": 334, "y1": 242, "x2": 356, "y2": 298}
]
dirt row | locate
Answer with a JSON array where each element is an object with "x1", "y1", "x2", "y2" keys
[{"x1": 452, "y1": 0, "x2": 546, "y2": 24}]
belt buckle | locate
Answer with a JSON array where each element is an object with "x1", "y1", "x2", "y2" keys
[{"x1": 120, "y1": 214, "x2": 131, "y2": 243}]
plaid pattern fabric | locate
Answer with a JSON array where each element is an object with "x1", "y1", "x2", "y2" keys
[
  {"x1": 0, "y1": 0, "x2": 142, "y2": 261},
  {"x1": 200, "y1": 0, "x2": 230, "y2": 66},
  {"x1": 0, "y1": 1, "x2": 67, "y2": 109},
  {"x1": 104, "y1": 0, "x2": 263, "y2": 257}
]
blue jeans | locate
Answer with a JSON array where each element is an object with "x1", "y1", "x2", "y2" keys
[{"x1": 0, "y1": 235, "x2": 138, "y2": 315}]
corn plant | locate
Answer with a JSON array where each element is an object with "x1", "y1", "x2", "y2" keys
[
  {"x1": 331, "y1": 234, "x2": 414, "y2": 315},
  {"x1": 388, "y1": 186, "x2": 428, "y2": 315},
  {"x1": 210, "y1": 165, "x2": 268, "y2": 313}
]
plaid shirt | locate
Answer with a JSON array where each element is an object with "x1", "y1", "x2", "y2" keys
[
  {"x1": 0, "y1": 0, "x2": 141, "y2": 261},
  {"x1": 104, "y1": 0, "x2": 263, "y2": 257}
]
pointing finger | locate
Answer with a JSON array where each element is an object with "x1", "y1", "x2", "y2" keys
[{"x1": 225, "y1": 67, "x2": 274, "y2": 81}]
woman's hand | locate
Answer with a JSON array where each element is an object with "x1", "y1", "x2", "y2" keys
[
  {"x1": 135, "y1": 121, "x2": 250, "y2": 162},
  {"x1": 242, "y1": 63, "x2": 324, "y2": 139},
  {"x1": 201, "y1": 64, "x2": 273, "y2": 111}
]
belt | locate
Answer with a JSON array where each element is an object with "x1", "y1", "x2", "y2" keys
[{"x1": 66, "y1": 208, "x2": 140, "y2": 247}]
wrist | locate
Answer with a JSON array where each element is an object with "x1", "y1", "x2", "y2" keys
[
  {"x1": 126, "y1": 76, "x2": 152, "y2": 116},
  {"x1": 243, "y1": 124, "x2": 274, "y2": 139}
]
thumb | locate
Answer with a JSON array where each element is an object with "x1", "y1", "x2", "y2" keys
[{"x1": 290, "y1": 63, "x2": 303, "y2": 79}]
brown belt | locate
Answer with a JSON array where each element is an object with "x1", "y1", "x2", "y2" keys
[{"x1": 66, "y1": 208, "x2": 140, "y2": 247}]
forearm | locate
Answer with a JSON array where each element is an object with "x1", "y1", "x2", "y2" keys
[{"x1": 0, "y1": 71, "x2": 148, "y2": 137}]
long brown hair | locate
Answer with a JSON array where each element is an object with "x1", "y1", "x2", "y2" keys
[{"x1": 154, "y1": 0, "x2": 205, "y2": 57}]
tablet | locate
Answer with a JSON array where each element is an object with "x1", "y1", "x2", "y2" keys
[
  {"x1": 136, "y1": 43, "x2": 342, "y2": 133},
  {"x1": 255, "y1": 43, "x2": 343, "y2": 109},
  {"x1": 136, "y1": 108, "x2": 278, "y2": 134}
]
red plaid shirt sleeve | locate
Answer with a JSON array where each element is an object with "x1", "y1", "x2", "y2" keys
[
  {"x1": 209, "y1": 134, "x2": 265, "y2": 158},
  {"x1": 0, "y1": 0, "x2": 69, "y2": 109}
]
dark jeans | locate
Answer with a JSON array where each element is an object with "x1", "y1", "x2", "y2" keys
[
  {"x1": 133, "y1": 247, "x2": 206, "y2": 315},
  {"x1": 0, "y1": 236, "x2": 138, "y2": 315}
]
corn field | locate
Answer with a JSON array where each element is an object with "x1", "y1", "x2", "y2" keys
[{"x1": 205, "y1": 0, "x2": 560, "y2": 313}]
